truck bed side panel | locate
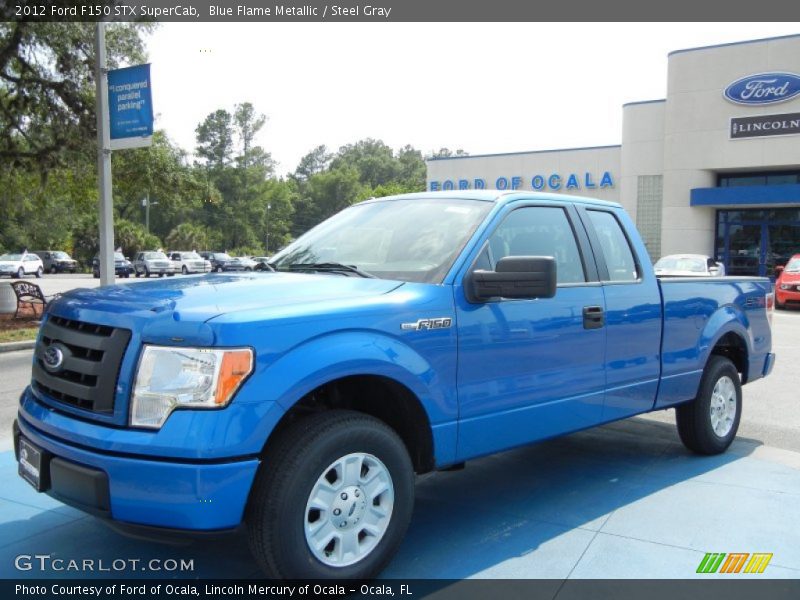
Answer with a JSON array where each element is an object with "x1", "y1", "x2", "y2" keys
[{"x1": 656, "y1": 277, "x2": 772, "y2": 408}]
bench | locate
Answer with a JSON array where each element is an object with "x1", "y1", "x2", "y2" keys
[{"x1": 10, "y1": 281, "x2": 56, "y2": 319}]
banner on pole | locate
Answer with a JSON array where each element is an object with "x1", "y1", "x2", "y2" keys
[{"x1": 107, "y1": 64, "x2": 153, "y2": 150}]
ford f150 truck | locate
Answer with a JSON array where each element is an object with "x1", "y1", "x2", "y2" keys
[{"x1": 14, "y1": 191, "x2": 775, "y2": 579}]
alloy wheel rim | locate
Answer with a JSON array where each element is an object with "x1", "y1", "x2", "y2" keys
[
  {"x1": 304, "y1": 452, "x2": 394, "y2": 567},
  {"x1": 709, "y1": 375, "x2": 737, "y2": 437}
]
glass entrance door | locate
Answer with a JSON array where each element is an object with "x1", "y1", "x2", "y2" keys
[
  {"x1": 726, "y1": 223, "x2": 763, "y2": 276},
  {"x1": 717, "y1": 209, "x2": 800, "y2": 278}
]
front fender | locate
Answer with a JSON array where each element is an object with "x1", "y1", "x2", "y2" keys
[{"x1": 245, "y1": 330, "x2": 458, "y2": 465}]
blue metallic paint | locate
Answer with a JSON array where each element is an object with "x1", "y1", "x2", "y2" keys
[{"x1": 17, "y1": 191, "x2": 775, "y2": 532}]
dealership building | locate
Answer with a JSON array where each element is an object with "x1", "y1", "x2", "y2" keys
[{"x1": 426, "y1": 34, "x2": 800, "y2": 276}]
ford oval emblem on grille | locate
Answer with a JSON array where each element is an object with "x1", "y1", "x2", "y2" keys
[{"x1": 43, "y1": 346, "x2": 65, "y2": 372}]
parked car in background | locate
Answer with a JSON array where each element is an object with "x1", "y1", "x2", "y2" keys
[
  {"x1": 654, "y1": 254, "x2": 725, "y2": 277},
  {"x1": 199, "y1": 251, "x2": 234, "y2": 273},
  {"x1": 0, "y1": 252, "x2": 43, "y2": 278},
  {"x1": 228, "y1": 256, "x2": 258, "y2": 271},
  {"x1": 169, "y1": 251, "x2": 211, "y2": 275},
  {"x1": 133, "y1": 251, "x2": 176, "y2": 278},
  {"x1": 92, "y1": 252, "x2": 134, "y2": 278},
  {"x1": 251, "y1": 256, "x2": 274, "y2": 271},
  {"x1": 775, "y1": 254, "x2": 800, "y2": 310},
  {"x1": 31, "y1": 250, "x2": 78, "y2": 274}
]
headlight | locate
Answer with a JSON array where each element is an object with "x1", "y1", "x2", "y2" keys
[
  {"x1": 130, "y1": 346, "x2": 253, "y2": 429},
  {"x1": 780, "y1": 283, "x2": 791, "y2": 289}
]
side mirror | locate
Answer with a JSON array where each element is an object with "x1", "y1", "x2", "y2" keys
[{"x1": 466, "y1": 256, "x2": 557, "y2": 303}]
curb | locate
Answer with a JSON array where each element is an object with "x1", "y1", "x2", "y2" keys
[{"x1": 0, "y1": 340, "x2": 36, "y2": 353}]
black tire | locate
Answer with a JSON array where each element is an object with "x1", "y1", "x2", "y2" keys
[
  {"x1": 135, "y1": 271, "x2": 141, "y2": 278},
  {"x1": 182, "y1": 266, "x2": 188, "y2": 275},
  {"x1": 93, "y1": 271, "x2": 100, "y2": 279},
  {"x1": 35, "y1": 267, "x2": 42, "y2": 278},
  {"x1": 16, "y1": 267, "x2": 24, "y2": 278},
  {"x1": 159, "y1": 273, "x2": 164, "y2": 277},
  {"x1": 676, "y1": 356, "x2": 742, "y2": 455},
  {"x1": 245, "y1": 267, "x2": 252, "y2": 272},
  {"x1": 246, "y1": 410, "x2": 414, "y2": 580},
  {"x1": 50, "y1": 266, "x2": 57, "y2": 274},
  {"x1": 216, "y1": 265, "x2": 223, "y2": 273},
  {"x1": 145, "y1": 268, "x2": 151, "y2": 278}
]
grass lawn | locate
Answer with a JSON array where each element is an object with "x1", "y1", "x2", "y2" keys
[{"x1": 0, "y1": 327, "x2": 39, "y2": 343}]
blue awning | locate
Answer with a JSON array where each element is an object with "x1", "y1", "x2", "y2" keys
[{"x1": 690, "y1": 184, "x2": 800, "y2": 206}]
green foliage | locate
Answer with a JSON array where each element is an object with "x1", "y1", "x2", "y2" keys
[
  {"x1": 1, "y1": 19, "x2": 435, "y2": 260},
  {"x1": 0, "y1": 22, "x2": 155, "y2": 170}
]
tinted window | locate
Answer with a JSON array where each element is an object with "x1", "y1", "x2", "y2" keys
[
  {"x1": 485, "y1": 206, "x2": 585, "y2": 284},
  {"x1": 587, "y1": 210, "x2": 638, "y2": 282}
]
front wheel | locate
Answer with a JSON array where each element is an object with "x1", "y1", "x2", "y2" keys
[
  {"x1": 182, "y1": 266, "x2": 188, "y2": 275},
  {"x1": 50, "y1": 266, "x2": 57, "y2": 274},
  {"x1": 35, "y1": 267, "x2": 43, "y2": 278},
  {"x1": 16, "y1": 267, "x2": 24, "y2": 278},
  {"x1": 247, "y1": 410, "x2": 414, "y2": 579},
  {"x1": 676, "y1": 356, "x2": 742, "y2": 455}
]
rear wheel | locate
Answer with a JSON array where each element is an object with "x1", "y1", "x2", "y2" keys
[
  {"x1": 676, "y1": 356, "x2": 742, "y2": 455},
  {"x1": 50, "y1": 266, "x2": 57, "y2": 274},
  {"x1": 247, "y1": 410, "x2": 414, "y2": 579},
  {"x1": 16, "y1": 267, "x2": 24, "y2": 278}
]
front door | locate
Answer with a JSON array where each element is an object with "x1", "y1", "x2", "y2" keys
[{"x1": 454, "y1": 203, "x2": 607, "y2": 460}]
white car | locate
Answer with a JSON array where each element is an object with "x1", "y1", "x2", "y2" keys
[
  {"x1": 169, "y1": 251, "x2": 211, "y2": 275},
  {"x1": 133, "y1": 251, "x2": 177, "y2": 278},
  {"x1": 654, "y1": 254, "x2": 726, "y2": 277},
  {"x1": 0, "y1": 253, "x2": 44, "y2": 279}
]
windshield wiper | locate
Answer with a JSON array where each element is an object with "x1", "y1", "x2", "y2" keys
[{"x1": 285, "y1": 262, "x2": 375, "y2": 278}]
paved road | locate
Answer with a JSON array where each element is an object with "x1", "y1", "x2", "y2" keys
[{"x1": 2, "y1": 306, "x2": 799, "y2": 452}]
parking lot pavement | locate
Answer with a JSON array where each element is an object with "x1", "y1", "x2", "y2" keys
[{"x1": 1, "y1": 417, "x2": 799, "y2": 580}]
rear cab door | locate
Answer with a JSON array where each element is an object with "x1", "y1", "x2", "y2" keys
[{"x1": 575, "y1": 205, "x2": 663, "y2": 419}]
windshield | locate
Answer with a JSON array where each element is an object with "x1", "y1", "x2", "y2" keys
[
  {"x1": 0, "y1": 254, "x2": 22, "y2": 261},
  {"x1": 53, "y1": 251, "x2": 70, "y2": 259},
  {"x1": 785, "y1": 258, "x2": 800, "y2": 273},
  {"x1": 114, "y1": 253, "x2": 126, "y2": 261},
  {"x1": 181, "y1": 252, "x2": 201, "y2": 259},
  {"x1": 144, "y1": 252, "x2": 168, "y2": 260},
  {"x1": 214, "y1": 253, "x2": 232, "y2": 260},
  {"x1": 271, "y1": 197, "x2": 493, "y2": 283},
  {"x1": 655, "y1": 256, "x2": 705, "y2": 272}
]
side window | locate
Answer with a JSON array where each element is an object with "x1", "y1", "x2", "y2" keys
[
  {"x1": 484, "y1": 206, "x2": 586, "y2": 284},
  {"x1": 587, "y1": 210, "x2": 638, "y2": 282}
]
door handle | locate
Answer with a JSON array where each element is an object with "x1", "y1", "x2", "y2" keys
[{"x1": 583, "y1": 306, "x2": 604, "y2": 329}]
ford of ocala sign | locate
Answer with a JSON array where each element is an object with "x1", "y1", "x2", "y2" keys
[{"x1": 724, "y1": 72, "x2": 800, "y2": 106}]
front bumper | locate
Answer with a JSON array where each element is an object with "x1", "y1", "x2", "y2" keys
[
  {"x1": 13, "y1": 416, "x2": 260, "y2": 531},
  {"x1": 776, "y1": 287, "x2": 800, "y2": 305}
]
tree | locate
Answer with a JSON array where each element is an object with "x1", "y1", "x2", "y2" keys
[
  {"x1": 427, "y1": 147, "x2": 469, "y2": 159},
  {"x1": 292, "y1": 167, "x2": 366, "y2": 237},
  {"x1": 195, "y1": 109, "x2": 234, "y2": 169},
  {"x1": 165, "y1": 223, "x2": 208, "y2": 251},
  {"x1": 330, "y1": 139, "x2": 399, "y2": 188},
  {"x1": 292, "y1": 145, "x2": 332, "y2": 182},
  {"x1": 0, "y1": 22, "x2": 154, "y2": 170},
  {"x1": 233, "y1": 102, "x2": 266, "y2": 169}
]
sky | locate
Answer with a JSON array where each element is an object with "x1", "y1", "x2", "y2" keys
[{"x1": 144, "y1": 23, "x2": 800, "y2": 177}]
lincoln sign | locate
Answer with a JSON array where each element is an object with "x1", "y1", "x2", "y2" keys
[{"x1": 730, "y1": 112, "x2": 800, "y2": 139}]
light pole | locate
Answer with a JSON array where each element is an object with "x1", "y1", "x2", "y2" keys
[
  {"x1": 142, "y1": 193, "x2": 158, "y2": 233},
  {"x1": 265, "y1": 203, "x2": 271, "y2": 253}
]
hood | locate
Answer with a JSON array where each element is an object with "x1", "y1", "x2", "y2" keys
[
  {"x1": 51, "y1": 272, "x2": 404, "y2": 322},
  {"x1": 780, "y1": 270, "x2": 800, "y2": 283},
  {"x1": 0, "y1": 260, "x2": 21, "y2": 267}
]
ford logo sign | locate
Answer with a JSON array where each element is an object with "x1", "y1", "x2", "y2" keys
[
  {"x1": 724, "y1": 72, "x2": 800, "y2": 106},
  {"x1": 43, "y1": 345, "x2": 65, "y2": 372}
]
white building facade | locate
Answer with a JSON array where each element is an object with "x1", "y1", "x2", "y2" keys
[{"x1": 426, "y1": 34, "x2": 800, "y2": 275}]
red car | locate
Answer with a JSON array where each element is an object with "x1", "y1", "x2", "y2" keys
[{"x1": 776, "y1": 254, "x2": 800, "y2": 309}]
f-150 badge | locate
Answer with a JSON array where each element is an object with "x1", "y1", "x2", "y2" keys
[{"x1": 401, "y1": 317, "x2": 453, "y2": 331}]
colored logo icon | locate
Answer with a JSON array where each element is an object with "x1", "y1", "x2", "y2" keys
[{"x1": 697, "y1": 552, "x2": 773, "y2": 574}]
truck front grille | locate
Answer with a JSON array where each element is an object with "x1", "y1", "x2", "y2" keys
[{"x1": 32, "y1": 316, "x2": 131, "y2": 414}]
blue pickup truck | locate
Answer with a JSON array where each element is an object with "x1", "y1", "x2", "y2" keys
[{"x1": 14, "y1": 191, "x2": 774, "y2": 579}]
